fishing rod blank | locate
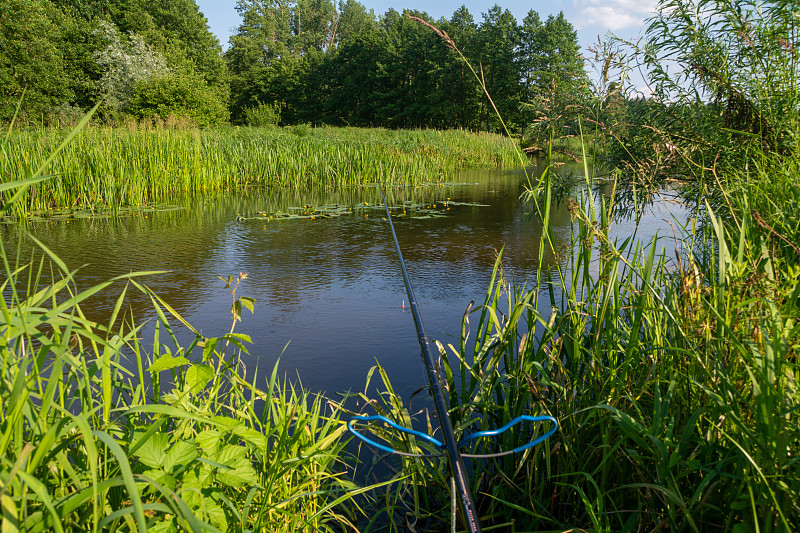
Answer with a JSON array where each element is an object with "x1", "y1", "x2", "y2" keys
[{"x1": 376, "y1": 184, "x2": 482, "y2": 533}]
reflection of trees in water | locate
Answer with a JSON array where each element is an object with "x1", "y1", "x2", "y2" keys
[
  {"x1": 1, "y1": 167, "x2": 577, "y2": 344},
  {"x1": 3, "y1": 204, "x2": 231, "y2": 327}
]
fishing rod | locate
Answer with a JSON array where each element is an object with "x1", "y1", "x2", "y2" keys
[
  {"x1": 347, "y1": 185, "x2": 558, "y2": 532},
  {"x1": 374, "y1": 183, "x2": 482, "y2": 533}
]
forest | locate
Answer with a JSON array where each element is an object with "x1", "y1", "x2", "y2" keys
[{"x1": 0, "y1": 0, "x2": 584, "y2": 134}]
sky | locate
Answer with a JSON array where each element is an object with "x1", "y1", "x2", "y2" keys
[{"x1": 195, "y1": 0, "x2": 658, "y2": 50}]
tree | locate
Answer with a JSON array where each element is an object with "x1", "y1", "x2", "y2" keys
[
  {"x1": 518, "y1": 10, "x2": 585, "y2": 142},
  {"x1": 128, "y1": 70, "x2": 230, "y2": 126},
  {"x1": 226, "y1": 0, "x2": 295, "y2": 121},
  {"x1": 135, "y1": 0, "x2": 227, "y2": 88},
  {"x1": 442, "y1": 6, "x2": 482, "y2": 129},
  {"x1": 93, "y1": 20, "x2": 169, "y2": 114},
  {"x1": 0, "y1": 0, "x2": 72, "y2": 121},
  {"x1": 292, "y1": 0, "x2": 337, "y2": 52},
  {"x1": 518, "y1": 10, "x2": 543, "y2": 104},
  {"x1": 476, "y1": 5, "x2": 521, "y2": 133},
  {"x1": 537, "y1": 13, "x2": 585, "y2": 94},
  {"x1": 332, "y1": 0, "x2": 375, "y2": 49},
  {"x1": 326, "y1": 24, "x2": 390, "y2": 126}
]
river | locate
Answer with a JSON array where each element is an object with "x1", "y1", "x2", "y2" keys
[{"x1": 2, "y1": 162, "x2": 689, "y2": 400}]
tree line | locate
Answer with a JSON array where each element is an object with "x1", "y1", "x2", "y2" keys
[{"x1": 0, "y1": 0, "x2": 586, "y2": 133}]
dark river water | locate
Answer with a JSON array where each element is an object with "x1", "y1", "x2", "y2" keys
[{"x1": 2, "y1": 164, "x2": 689, "y2": 400}]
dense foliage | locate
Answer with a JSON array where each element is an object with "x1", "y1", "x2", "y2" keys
[
  {"x1": 0, "y1": 0, "x2": 585, "y2": 133},
  {"x1": 0, "y1": 126, "x2": 518, "y2": 216},
  {"x1": 225, "y1": 1, "x2": 586, "y2": 134},
  {"x1": 0, "y1": 0, "x2": 228, "y2": 125},
  {"x1": 578, "y1": 0, "x2": 800, "y2": 185}
]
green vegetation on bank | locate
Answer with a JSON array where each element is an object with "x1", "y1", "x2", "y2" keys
[
  {"x1": 358, "y1": 166, "x2": 799, "y2": 530},
  {"x1": 346, "y1": 1, "x2": 800, "y2": 530},
  {"x1": 3, "y1": 0, "x2": 799, "y2": 531},
  {"x1": 0, "y1": 248, "x2": 370, "y2": 531},
  {"x1": 0, "y1": 126, "x2": 519, "y2": 218},
  {"x1": 0, "y1": 0, "x2": 585, "y2": 134}
]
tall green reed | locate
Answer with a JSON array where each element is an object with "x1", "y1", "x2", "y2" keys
[
  {"x1": 1, "y1": 119, "x2": 378, "y2": 531},
  {"x1": 0, "y1": 251, "x2": 366, "y2": 531},
  {"x1": 0, "y1": 126, "x2": 519, "y2": 218},
  {"x1": 355, "y1": 157, "x2": 798, "y2": 531}
]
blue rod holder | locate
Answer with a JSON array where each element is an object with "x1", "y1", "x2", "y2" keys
[{"x1": 347, "y1": 414, "x2": 558, "y2": 457}]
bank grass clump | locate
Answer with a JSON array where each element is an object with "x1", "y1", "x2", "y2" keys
[
  {"x1": 354, "y1": 157, "x2": 799, "y2": 530},
  {"x1": 0, "y1": 238, "x2": 374, "y2": 531},
  {"x1": 0, "y1": 127, "x2": 369, "y2": 529},
  {"x1": 0, "y1": 125, "x2": 519, "y2": 219}
]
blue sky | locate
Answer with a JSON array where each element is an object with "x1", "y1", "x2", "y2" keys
[{"x1": 196, "y1": 0, "x2": 657, "y2": 50}]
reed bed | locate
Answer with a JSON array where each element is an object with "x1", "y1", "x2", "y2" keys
[
  {"x1": 358, "y1": 162, "x2": 800, "y2": 531},
  {"x1": 0, "y1": 126, "x2": 519, "y2": 218},
  {"x1": 0, "y1": 243, "x2": 377, "y2": 531},
  {"x1": 1, "y1": 119, "x2": 383, "y2": 530}
]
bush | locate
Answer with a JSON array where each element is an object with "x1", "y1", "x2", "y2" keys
[
  {"x1": 128, "y1": 71, "x2": 230, "y2": 127},
  {"x1": 244, "y1": 102, "x2": 281, "y2": 127}
]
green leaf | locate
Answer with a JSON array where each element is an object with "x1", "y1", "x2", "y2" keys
[
  {"x1": 196, "y1": 430, "x2": 222, "y2": 456},
  {"x1": 142, "y1": 468, "x2": 175, "y2": 491},
  {"x1": 211, "y1": 416, "x2": 239, "y2": 429},
  {"x1": 149, "y1": 354, "x2": 189, "y2": 373},
  {"x1": 185, "y1": 364, "x2": 214, "y2": 394},
  {"x1": 232, "y1": 426, "x2": 268, "y2": 450},
  {"x1": 201, "y1": 499, "x2": 228, "y2": 532},
  {"x1": 147, "y1": 520, "x2": 177, "y2": 533},
  {"x1": 238, "y1": 296, "x2": 255, "y2": 314},
  {"x1": 163, "y1": 440, "x2": 197, "y2": 472},
  {"x1": 134, "y1": 432, "x2": 169, "y2": 469},
  {"x1": 215, "y1": 445, "x2": 257, "y2": 488},
  {"x1": 1, "y1": 494, "x2": 20, "y2": 533}
]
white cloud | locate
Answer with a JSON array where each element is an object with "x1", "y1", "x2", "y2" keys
[{"x1": 573, "y1": 0, "x2": 658, "y2": 32}]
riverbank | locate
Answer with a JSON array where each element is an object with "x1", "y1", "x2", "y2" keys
[
  {"x1": 0, "y1": 125, "x2": 521, "y2": 219},
  {"x1": 360, "y1": 154, "x2": 800, "y2": 530},
  {"x1": 3, "y1": 138, "x2": 798, "y2": 531}
]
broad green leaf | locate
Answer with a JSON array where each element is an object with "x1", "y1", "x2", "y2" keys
[
  {"x1": 215, "y1": 445, "x2": 257, "y2": 488},
  {"x1": 149, "y1": 354, "x2": 189, "y2": 373},
  {"x1": 185, "y1": 364, "x2": 214, "y2": 394},
  {"x1": 133, "y1": 432, "x2": 170, "y2": 469},
  {"x1": 147, "y1": 520, "x2": 177, "y2": 533},
  {"x1": 196, "y1": 430, "x2": 222, "y2": 455},
  {"x1": 143, "y1": 468, "x2": 175, "y2": 491},
  {"x1": 163, "y1": 440, "x2": 197, "y2": 472},
  {"x1": 232, "y1": 426, "x2": 268, "y2": 450},
  {"x1": 202, "y1": 500, "x2": 228, "y2": 532}
]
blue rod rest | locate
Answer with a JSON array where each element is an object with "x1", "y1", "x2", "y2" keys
[
  {"x1": 457, "y1": 415, "x2": 558, "y2": 454},
  {"x1": 347, "y1": 415, "x2": 444, "y2": 455}
]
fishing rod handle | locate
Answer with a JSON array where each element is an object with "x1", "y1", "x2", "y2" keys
[
  {"x1": 458, "y1": 415, "x2": 558, "y2": 454},
  {"x1": 347, "y1": 415, "x2": 444, "y2": 454}
]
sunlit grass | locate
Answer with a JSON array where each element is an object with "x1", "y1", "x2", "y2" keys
[
  {"x1": 354, "y1": 158, "x2": 800, "y2": 531},
  {"x1": 0, "y1": 126, "x2": 520, "y2": 218}
]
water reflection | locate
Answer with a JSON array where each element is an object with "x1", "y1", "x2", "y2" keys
[{"x1": 1, "y1": 163, "x2": 688, "y2": 399}]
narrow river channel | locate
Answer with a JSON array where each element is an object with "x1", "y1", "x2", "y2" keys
[{"x1": 2, "y1": 163, "x2": 689, "y2": 400}]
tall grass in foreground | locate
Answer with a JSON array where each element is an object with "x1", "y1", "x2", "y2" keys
[
  {"x1": 0, "y1": 248, "x2": 372, "y2": 531},
  {"x1": 359, "y1": 162, "x2": 799, "y2": 531},
  {"x1": 0, "y1": 126, "x2": 519, "y2": 218},
  {"x1": 1, "y1": 131, "x2": 372, "y2": 530}
]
